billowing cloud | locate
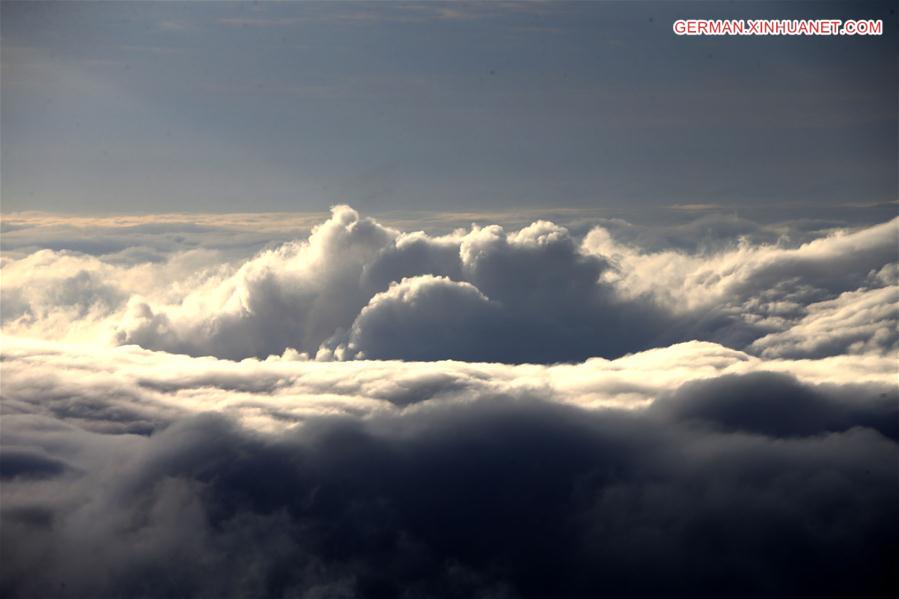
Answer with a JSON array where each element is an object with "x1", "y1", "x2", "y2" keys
[
  {"x1": 1, "y1": 337, "x2": 896, "y2": 598},
  {"x1": 328, "y1": 275, "x2": 502, "y2": 361},
  {"x1": 583, "y1": 215, "x2": 899, "y2": 357},
  {"x1": 5, "y1": 207, "x2": 894, "y2": 363},
  {"x1": 583, "y1": 216, "x2": 897, "y2": 311}
]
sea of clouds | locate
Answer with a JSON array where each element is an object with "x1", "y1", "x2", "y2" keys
[{"x1": 1, "y1": 207, "x2": 897, "y2": 597}]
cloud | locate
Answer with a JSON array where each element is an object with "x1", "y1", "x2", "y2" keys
[
  {"x1": 1, "y1": 208, "x2": 895, "y2": 364},
  {"x1": 159, "y1": 20, "x2": 192, "y2": 32},
  {"x1": 749, "y1": 279, "x2": 899, "y2": 359},
  {"x1": 1, "y1": 336, "x2": 896, "y2": 598},
  {"x1": 31, "y1": 206, "x2": 671, "y2": 361},
  {"x1": 583, "y1": 216, "x2": 898, "y2": 356},
  {"x1": 328, "y1": 275, "x2": 502, "y2": 361},
  {"x1": 326, "y1": 219, "x2": 678, "y2": 362},
  {"x1": 0, "y1": 446, "x2": 73, "y2": 480},
  {"x1": 3, "y1": 335, "x2": 895, "y2": 434},
  {"x1": 653, "y1": 371, "x2": 898, "y2": 439},
  {"x1": 583, "y1": 216, "x2": 898, "y2": 312},
  {"x1": 0, "y1": 211, "x2": 328, "y2": 261},
  {"x1": 214, "y1": 1, "x2": 554, "y2": 30},
  {"x1": 1, "y1": 208, "x2": 683, "y2": 361},
  {"x1": 669, "y1": 202, "x2": 721, "y2": 212}
]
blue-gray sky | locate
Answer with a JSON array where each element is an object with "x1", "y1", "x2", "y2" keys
[{"x1": 1, "y1": 0, "x2": 896, "y2": 216}]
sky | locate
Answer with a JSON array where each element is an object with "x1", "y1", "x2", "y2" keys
[
  {"x1": 1, "y1": 2, "x2": 898, "y2": 598},
  {"x1": 2, "y1": 0, "x2": 896, "y2": 217}
]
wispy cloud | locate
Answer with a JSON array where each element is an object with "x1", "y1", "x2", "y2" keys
[
  {"x1": 216, "y1": 16, "x2": 307, "y2": 28},
  {"x1": 159, "y1": 19, "x2": 192, "y2": 32},
  {"x1": 216, "y1": 1, "x2": 556, "y2": 29},
  {"x1": 669, "y1": 203, "x2": 722, "y2": 212}
]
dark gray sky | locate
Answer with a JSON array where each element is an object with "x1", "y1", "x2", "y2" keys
[{"x1": 1, "y1": 1, "x2": 896, "y2": 216}]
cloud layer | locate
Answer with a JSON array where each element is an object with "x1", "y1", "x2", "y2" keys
[
  {"x1": 2, "y1": 207, "x2": 896, "y2": 597},
  {"x1": 1, "y1": 337, "x2": 897, "y2": 598},
  {"x1": 2, "y1": 207, "x2": 896, "y2": 363}
]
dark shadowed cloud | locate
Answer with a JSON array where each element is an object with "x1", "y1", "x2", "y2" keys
[{"x1": 2, "y1": 362, "x2": 896, "y2": 598}]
